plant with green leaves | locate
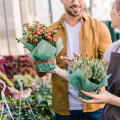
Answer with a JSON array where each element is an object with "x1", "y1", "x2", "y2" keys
[
  {"x1": 16, "y1": 21, "x2": 63, "y2": 72},
  {"x1": 13, "y1": 74, "x2": 38, "y2": 90},
  {"x1": 69, "y1": 56, "x2": 108, "y2": 84},
  {"x1": 67, "y1": 55, "x2": 111, "y2": 100},
  {"x1": 6, "y1": 95, "x2": 55, "y2": 120}
]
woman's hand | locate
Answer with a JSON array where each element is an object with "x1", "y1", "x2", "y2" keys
[
  {"x1": 49, "y1": 65, "x2": 59, "y2": 74},
  {"x1": 49, "y1": 65, "x2": 67, "y2": 79},
  {"x1": 79, "y1": 88, "x2": 112, "y2": 104}
]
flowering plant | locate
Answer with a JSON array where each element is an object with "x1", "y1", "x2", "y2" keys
[
  {"x1": 16, "y1": 21, "x2": 63, "y2": 72},
  {"x1": 67, "y1": 55, "x2": 111, "y2": 100},
  {"x1": 16, "y1": 21, "x2": 61, "y2": 47}
]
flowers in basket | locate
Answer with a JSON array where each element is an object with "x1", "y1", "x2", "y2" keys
[
  {"x1": 67, "y1": 55, "x2": 111, "y2": 100},
  {"x1": 16, "y1": 21, "x2": 63, "y2": 72}
]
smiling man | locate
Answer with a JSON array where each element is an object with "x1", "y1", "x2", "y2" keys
[{"x1": 38, "y1": 0, "x2": 112, "y2": 120}]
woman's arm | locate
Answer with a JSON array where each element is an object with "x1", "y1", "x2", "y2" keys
[
  {"x1": 102, "y1": 57, "x2": 108, "y2": 65},
  {"x1": 50, "y1": 66, "x2": 67, "y2": 80},
  {"x1": 109, "y1": 94, "x2": 120, "y2": 107},
  {"x1": 80, "y1": 88, "x2": 120, "y2": 107},
  {"x1": 50, "y1": 52, "x2": 80, "y2": 79}
]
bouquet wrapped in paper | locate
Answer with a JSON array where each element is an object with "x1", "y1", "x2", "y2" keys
[
  {"x1": 67, "y1": 55, "x2": 111, "y2": 100},
  {"x1": 16, "y1": 21, "x2": 63, "y2": 72}
]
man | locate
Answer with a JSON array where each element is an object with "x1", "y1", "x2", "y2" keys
[{"x1": 38, "y1": 0, "x2": 112, "y2": 119}]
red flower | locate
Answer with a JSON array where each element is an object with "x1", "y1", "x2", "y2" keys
[
  {"x1": 39, "y1": 30, "x2": 42, "y2": 33},
  {"x1": 36, "y1": 24, "x2": 39, "y2": 27},
  {"x1": 56, "y1": 30, "x2": 58, "y2": 33},
  {"x1": 35, "y1": 39, "x2": 38, "y2": 42},
  {"x1": 54, "y1": 27, "x2": 57, "y2": 30},
  {"x1": 31, "y1": 37, "x2": 35, "y2": 41},
  {"x1": 47, "y1": 36, "x2": 50, "y2": 39},
  {"x1": 53, "y1": 39, "x2": 57, "y2": 43},
  {"x1": 40, "y1": 26, "x2": 43, "y2": 29},
  {"x1": 33, "y1": 102, "x2": 36, "y2": 105},
  {"x1": 16, "y1": 21, "x2": 61, "y2": 47},
  {"x1": 50, "y1": 37, "x2": 52, "y2": 40},
  {"x1": 49, "y1": 29, "x2": 52, "y2": 32},
  {"x1": 48, "y1": 33, "x2": 51, "y2": 36},
  {"x1": 37, "y1": 32, "x2": 41, "y2": 35},
  {"x1": 33, "y1": 32, "x2": 35, "y2": 35},
  {"x1": 27, "y1": 25, "x2": 31, "y2": 29},
  {"x1": 37, "y1": 26, "x2": 40, "y2": 29},
  {"x1": 36, "y1": 29, "x2": 39, "y2": 31},
  {"x1": 26, "y1": 35, "x2": 29, "y2": 38}
]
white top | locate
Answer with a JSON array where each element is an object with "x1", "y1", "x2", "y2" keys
[
  {"x1": 64, "y1": 19, "x2": 83, "y2": 110},
  {"x1": 104, "y1": 40, "x2": 120, "y2": 64}
]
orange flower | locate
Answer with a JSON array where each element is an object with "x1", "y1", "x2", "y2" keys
[
  {"x1": 37, "y1": 21, "x2": 40, "y2": 23},
  {"x1": 33, "y1": 102, "x2": 36, "y2": 105}
]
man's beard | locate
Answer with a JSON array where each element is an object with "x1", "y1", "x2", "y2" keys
[
  {"x1": 66, "y1": 9, "x2": 79, "y2": 17},
  {"x1": 65, "y1": 5, "x2": 83, "y2": 17}
]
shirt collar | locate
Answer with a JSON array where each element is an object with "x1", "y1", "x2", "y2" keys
[{"x1": 59, "y1": 11, "x2": 88, "y2": 28}]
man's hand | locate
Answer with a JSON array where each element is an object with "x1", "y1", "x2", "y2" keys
[
  {"x1": 73, "y1": 52, "x2": 80, "y2": 57},
  {"x1": 60, "y1": 52, "x2": 80, "y2": 66},
  {"x1": 60, "y1": 56, "x2": 72, "y2": 66},
  {"x1": 79, "y1": 88, "x2": 112, "y2": 104}
]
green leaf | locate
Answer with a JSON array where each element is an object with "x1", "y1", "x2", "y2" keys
[
  {"x1": 0, "y1": 72, "x2": 13, "y2": 87},
  {"x1": 0, "y1": 110, "x2": 8, "y2": 114},
  {"x1": 16, "y1": 99, "x2": 20, "y2": 104}
]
